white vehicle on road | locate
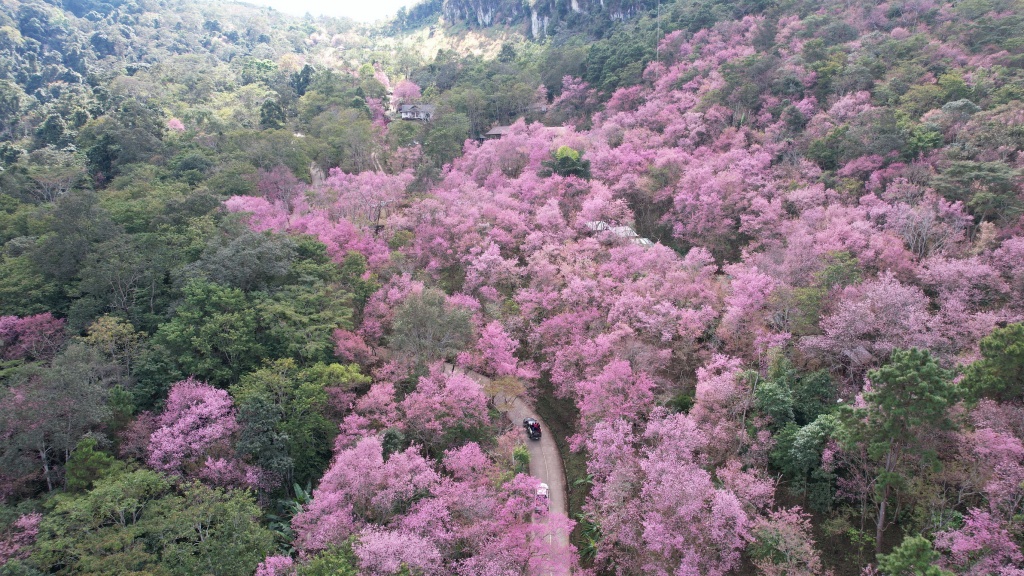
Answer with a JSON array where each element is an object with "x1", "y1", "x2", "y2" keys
[{"x1": 535, "y1": 482, "x2": 549, "y2": 514}]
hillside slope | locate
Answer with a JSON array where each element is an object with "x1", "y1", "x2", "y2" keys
[{"x1": 2, "y1": 0, "x2": 1024, "y2": 575}]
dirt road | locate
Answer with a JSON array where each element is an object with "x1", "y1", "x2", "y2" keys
[{"x1": 445, "y1": 364, "x2": 572, "y2": 576}]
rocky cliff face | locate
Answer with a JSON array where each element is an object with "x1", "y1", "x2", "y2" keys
[{"x1": 440, "y1": 0, "x2": 654, "y2": 38}]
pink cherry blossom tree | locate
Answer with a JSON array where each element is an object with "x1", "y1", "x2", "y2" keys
[
  {"x1": 147, "y1": 378, "x2": 260, "y2": 488},
  {"x1": 0, "y1": 512, "x2": 41, "y2": 565},
  {"x1": 392, "y1": 80, "x2": 422, "y2": 107},
  {"x1": 934, "y1": 509, "x2": 1024, "y2": 575},
  {"x1": 0, "y1": 313, "x2": 66, "y2": 362}
]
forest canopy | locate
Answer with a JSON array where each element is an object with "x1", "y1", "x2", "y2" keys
[{"x1": 2, "y1": 0, "x2": 1024, "y2": 574}]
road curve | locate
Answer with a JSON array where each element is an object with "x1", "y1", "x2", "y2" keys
[{"x1": 444, "y1": 364, "x2": 572, "y2": 576}]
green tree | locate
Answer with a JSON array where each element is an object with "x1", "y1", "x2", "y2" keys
[
  {"x1": 770, "y1": 414, "x2": 840, "y2": 512},
  {"x1": 156, "y1": 482, "x2": 275, "y2": 576},
  {"x1": 541, "y1": 146, "x2": 591, "y2": 179},
  {"x1": 422, "y1": 112, "x2": 470, "y2": 168},
  {"x1": 0, "y1": 80, "x2": 22, "y2": 139},
  {"x1": 31, "y1": 191, "x2": 118, "y2": 286},
  {"x1": 260, "y1": 99, "x2": 286, "y2": 130},
  {"x1": 389, "y1": 288, "x2": 473, "y2": 368},
  {"x1": 78, "y1": 315, "x2": 148, "y2": 379},
  {"x1": 32, "y1": 471, "x2": 274, "y2": 576},
  {"x1": 839, "y1": 349, "x2": 957, "y2": 554},
  {"x1": 74, "y1": 233, "x2": 178, "y2": 329},
  {"x1": 962, "y1": 323, "x2": 1024, "y2": 402},
  {"x1": 0, "y1": 254, "x2": 62, "y2": 316},
  {"x1": 150, "y1": 280, "x2": 266, "y2": 387},
  {"x1": 754, "y1": 378, "x2": 795, "y2": 427},
  {"x1": 0, "y1": 344, "x2": 120, "y2": 493},
  {"x1": 876, "y1": 535, "x2": 953, "y2": 576},
  {"x1": 932, "y1": 161, "x2": 1022, "y2": 222},
  {"x1": 32, "y1": 469, "x2": 172, "y2": 573},
  {"x1": 291, "y1": 64, "x2": 315, "y2": 97},
  {"x1": 185, "y1": 229, "x2": 297, "y2": 293},
  {"x1": 298, "y1": 543, "x2": 360, "y2": 576},
  {"x1": 308, "y1": 109, "x2": 378, "y2": 173},
  {"x1": 64, "y1": 437, "x2": 122, "y2": 492},
  {"x1": 231, "y1": 359, "x2": 369, "y2": 489}
]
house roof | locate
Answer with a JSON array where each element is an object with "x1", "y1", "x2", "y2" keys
[
  {"x1": 485, "y1": 125, "x2": 513, "y2": 136},
  {"x1": 399, "y1": 104, "x2": 436, "y2": 113},
  {"x1": 585, "y1": 221, "x2": 655, "y2": 247}
]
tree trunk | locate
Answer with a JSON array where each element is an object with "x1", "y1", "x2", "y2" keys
[
  {"x1": 876, "y1": 446, "x2": 900, "y2": 554},
  {"x1": 40, "y1": 448, "x2": 53, "y2": 492},
  {"x1": 876, "y1": 495, "x2": 886, "y2": 555}
]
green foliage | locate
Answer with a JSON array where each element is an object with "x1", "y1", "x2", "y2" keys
[
  {"x1": 291, "y1": 64, "x2": 315, "y2": 97},
  {"x1": 32, "y1": 191, "x2": 118, "y2": 286},
  {"x1": 231, "y1": 359, "x2": 369, "y2": 488},
  {"x1": 240, "y1": 58, "x2": 280, "y2": 87},
  {"x1": 754, "y1": 378, "x2": 794, "y2": 427},
  {"x1": 422, "y1": 111, "x2": 470, "y2": 168},
  {"x1": 64, "y1": 437, "x2": 123, "y2": 492},
  {"x1": 512, "y1": 444, "x2": 530, "y2": 475},
  {"x1": 715, "y1": 54, "x2": 779, "y2": 113},
  {"x1": 962, "y1": 323, "x2": 1024, "y2": 402},
  {"x1": 150, "y1": 280, "x2": 266, "y2": 387},
  {"x1": 806, "y1": 126, "x2": 849, "y2": 171},
  {"x1": 903, "y1": 122, "x2": 944, "y2": 159},
  {"x1": 149, "y1": 274, "x2": 353, "y2": 388},
  {"x1": 337, "y1": 250, "x2": 379, "y2": 317},
  {"x1": 762, "y1": 357, "x2": 838, "y2": 426},
  {"x1": 0, "y1": 254, "x2": 61, "y2": 316},
  {"x1": 0, "y1": 344, "x2": 121, "y2": 493},
  {"x1": 584, "y1": 30, "x2": 653, "y2": 93},
  {"x1": 307, "y1": 109, "x2": 378, "y2": 173},
  {"x1": 381, "y1": 427, "x2": 409, "y2": 462},
  {"x1": 876, "y1": 535, "x2": 953, "y2": 576},
  {"x1": 771, "y1": 414, "x2": 840, "y2": 511},
  {"x1": 258, "y1": 99, "x2": 286, "y2": 129},
  {"x1": 32, "y1": 471, "x2": 274, "y2": 576},
  {"x1": 541, "y1": 146, "x2": 591, "y2": 179},
  {"x1": 389, "y1": 288, "x2": 473, "y2": 367},
  {"x1": 297, "y1": 543, "x2": 360, "y2": 576},
  {"x1": 932, "y1": 161, "x2": 1023, "y2": 222},
  {"x1": 665, "y1": 390, "x2": 695, "y2": 413},
  {"x1": 838, "y1": 349, "x2": 958, "y2": 551},
  {"x1": 792, "y1": 370, "x2": 836, "y2": 426},
  {"x1": 186, "y1": 229, "x2": 298, "y2": 293},
  {"x1": 844, "y1": 349, "x2": 957, "y2": 462}
]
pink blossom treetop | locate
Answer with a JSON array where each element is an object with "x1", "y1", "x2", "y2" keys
[
  {"x1": 399, "y1": 364, "x2": 490, "y2": 448},
  {"x1": 550, "y1": 76, "x2": 598, "y2": 124},
  {"x1": 166, "y1": 118, "x2": 186, "y2": 132},
  {"x1": 0, "y1": 512, "x2": 41, "y2": 565},
  {"x1": 254, "y1": 555, "x2": 295, "y2": 576},
  {"x1": 581, "y1": 411, "x2": 754, "y2": 575},
  {"x1": 292, "y1": 436, "x2": 439, "y2": 554},
  {"x1": 226, "y1": 169, "x2": 413, "y2": 270},
  {"x1": 959, "y1": 401, "x2": 1024, "y2": 520},
  {"x1": 458, "y1": 321, "x2": 538, "y2": 381},
  {"x1": 147, "y1": 378, "x2": 257, "y2": 488},
  {"x1": 641, "y1": 411, "x2": 750, "y2": 576},
  {"x1": 291, "y1": 434, "x2": 561, "y2": 573},
  {"x1": 934, "y1": 509, "x2": 1024, "y2": 575},
  {"x1": 0, "y1": 313, "x2": 66, "y2": 361},
  {"x1": 802, "y1": 272, "x2": 936, "y2": 371},
  {"x1": 749, "y1": 507, "x2": 826, "y2": 576},
  {"x1": 392, "y1": 79, "x2": 422, "y2": 106},
  {"x1": 354, "y1": 528, "x2": 442, "y2": 575},
  {"x1": 574, "y1": 359, "x2": 655, "y2": 434},
  {"x1": 684, "y1": 354, "x2": 773, "y2": 465},
  {"x1": 255, "y1": 165, "x2": 305, "y2": 210}
]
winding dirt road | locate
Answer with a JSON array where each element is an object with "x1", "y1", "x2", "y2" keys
[{"x1": 444, "y1": 364, "x2": 572, "y2": 576}]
